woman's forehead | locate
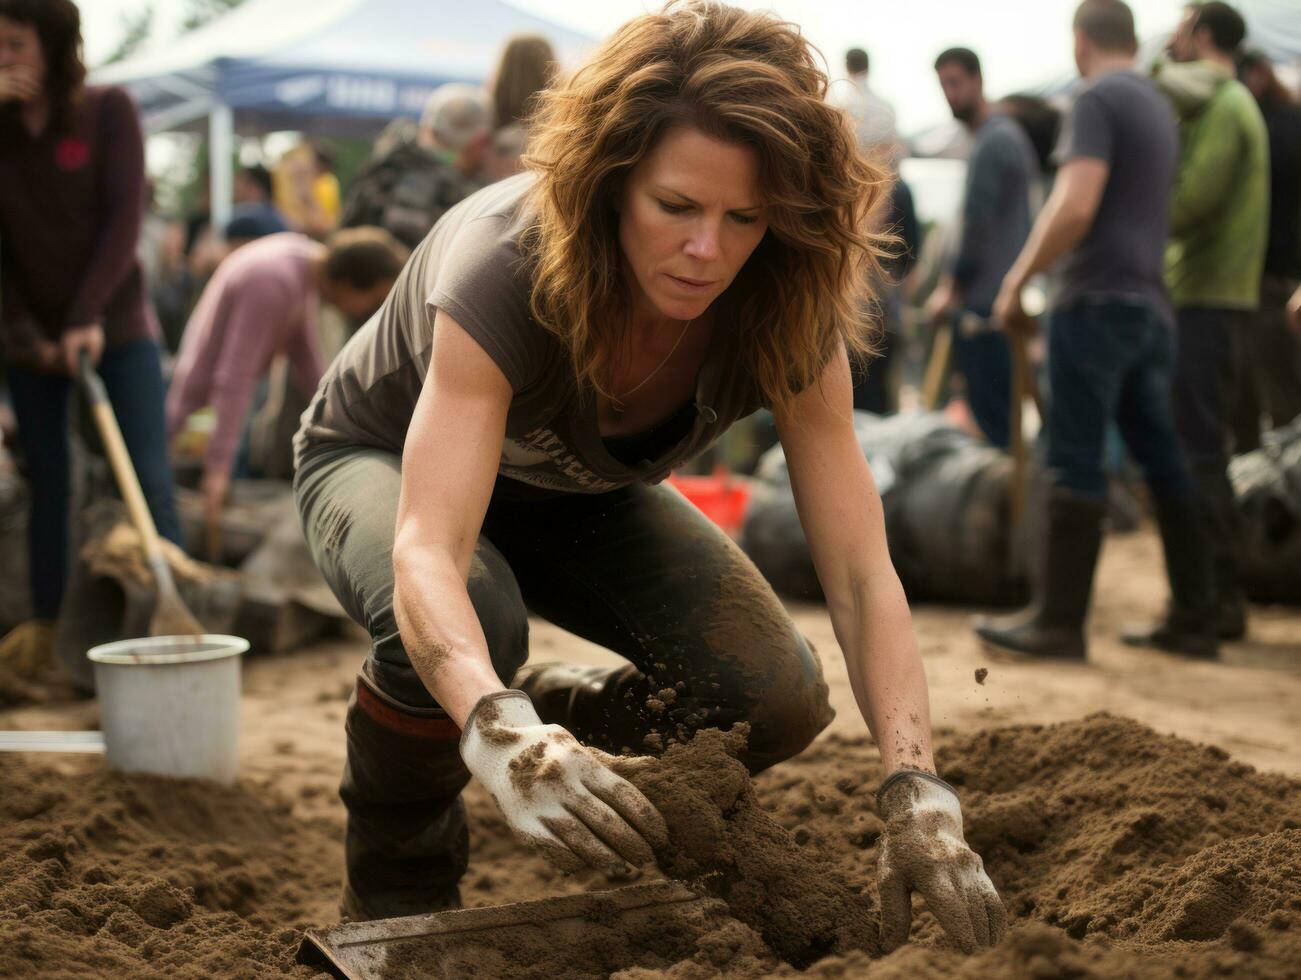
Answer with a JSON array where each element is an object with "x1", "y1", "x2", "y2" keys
[{"x1": 635, "y1": 126, "x2": 764, "y2": 205}]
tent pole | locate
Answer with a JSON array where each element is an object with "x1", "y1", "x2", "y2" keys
[{"x1": 209, "y1": 103, "x2": 234, "y2": 240}]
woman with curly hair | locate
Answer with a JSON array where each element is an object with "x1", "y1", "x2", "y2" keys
[
  {"x1": 0, "y1": 0, "x2": 181, "y2": 644},
  {"x1": 295, "y1": 1, "x2": 1005, "y2": 951}
]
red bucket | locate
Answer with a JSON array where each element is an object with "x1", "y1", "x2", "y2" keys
[{"x1": 669, "y1": 470, "x2": 751, "y2": 536}]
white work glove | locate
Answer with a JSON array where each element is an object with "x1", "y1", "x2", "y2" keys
[
  {"x1": 460, "y1": 690, "x2": 669, "y2": 874},
  {"x1": 876, "y1": 770, "x2": 1007, "y2": 952}
]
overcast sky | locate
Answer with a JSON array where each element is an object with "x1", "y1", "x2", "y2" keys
[{"x1": 80, "y1": 0, "x2": 1189, "y2": 133}]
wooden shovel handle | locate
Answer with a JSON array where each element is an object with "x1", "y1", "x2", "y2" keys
[
  {"x1": 78, "y1": 349, "x2": 165, "y2": 564},
  {"x1": 921, "y1": 324, "x2": 953, "y2": 412}
]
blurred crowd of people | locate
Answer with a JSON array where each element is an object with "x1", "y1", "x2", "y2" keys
[
  {"x1": 0, "y1": 0, "x2": 1298, "y2": 663},
  {"x1": 0, "y1": 0, "x2": 558, "y2": 642}
]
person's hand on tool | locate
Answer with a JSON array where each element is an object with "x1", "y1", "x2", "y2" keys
[
  {"x1": 60, "y1": 323, "x2": 105, "y2": 377},
  {"x1": 1287, "y1": 285, "x2": 1301, "y2": 338},
  {"x1": 924, "y1": 278, "x2": 957, "y2": 326},
  {"x1": 200, "y1": 468, "x2": 231, "y2": 526},
  {"x1": 993, "y1": 275, "x2": 1036, "y2": 338},
  {"x1": 27, "y1": 337, "x2": 64, "y2": 375},
  {"x1": 0, "y1": 65, "x2": 40, "y2": 104},
  {"x1": 460, "y1": 689, "x2": 669, "y2": 874},
  {"x1": 876, "y1": 769, "x2": 1007, "y2": 953}
]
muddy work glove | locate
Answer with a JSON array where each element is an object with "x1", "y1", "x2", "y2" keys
[
  {"x1": 461, "y1": 690, "x2": 669, "y2": 874},
  {"x1": 876, "y1": 770, "x2": 1007, "y2": 952}
]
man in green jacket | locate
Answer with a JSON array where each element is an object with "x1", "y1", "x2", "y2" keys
[{"x1": 1152, "y1": 1, "x2": 1268, "y2": 642}]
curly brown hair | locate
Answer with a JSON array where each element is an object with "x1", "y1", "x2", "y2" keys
[
  {"x1": 0, "y1": 0, "x2": 86, "y2": 126},
  {"x1": 524, "y1": 0, "x2": 891, "y2": 413}
]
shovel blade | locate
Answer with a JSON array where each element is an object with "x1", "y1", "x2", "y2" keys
[{"x1": 297, "y1": 881, "x2": 720, "y2": 979}]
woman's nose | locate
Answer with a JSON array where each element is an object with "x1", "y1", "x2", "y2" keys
[{"x1": 684, "y1": 223, "x2": 721, "y2": 262}]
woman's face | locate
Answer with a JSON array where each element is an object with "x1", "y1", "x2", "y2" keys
[
  {"x1": 0, "y1": 18, "x2": 46, "y2": 100},
  {"x1": 618, "y1": 125, "x2": 768, "y2": 324}
]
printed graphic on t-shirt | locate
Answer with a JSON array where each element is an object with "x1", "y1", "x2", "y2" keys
[{"x1": 499, "y1": 428, "x2": 620, "y2": 493}]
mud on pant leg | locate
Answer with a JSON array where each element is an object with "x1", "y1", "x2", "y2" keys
[
  {"x1": 488, "y1": 482, "x2": 835, "y2": 775},
  {"x1": 295, "y1": 447, "x2": 529, "y2": 915}
]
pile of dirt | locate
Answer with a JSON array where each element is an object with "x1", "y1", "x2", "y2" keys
[
  {"x1": 1, "y1": 714, "x2": 1298, "y2": 978},
  {"x1": 0, "y1": 756, "x2": 339, "y2": 978}
]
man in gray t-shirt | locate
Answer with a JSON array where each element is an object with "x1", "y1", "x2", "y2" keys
[
  {"x1": 930, "y1": 47, "x2": 1041, "y2": 448},
  {"x1": 974, "y1": 0, "x2": 1217, "y2": 662}
]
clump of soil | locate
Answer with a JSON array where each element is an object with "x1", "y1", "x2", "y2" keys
[{"x1": 611, "y1": 726, "x2": 879, "y2": 966}]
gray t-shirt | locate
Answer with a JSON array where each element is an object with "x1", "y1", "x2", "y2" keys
[
  {"x1": 951, "y1": 113, "x2": 1041, "y2": 316},
  {"x1": 295, "y1": 173, "x2": 763, "y2": 496},
  {"x1": 1051, "y1": 70, "x2": 1179, "y2": 323}
]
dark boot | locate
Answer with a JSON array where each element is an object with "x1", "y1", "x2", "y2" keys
[
  {"x1": 974, "y1": 491, "x2": 1106, "y2": 660},
  {"x1": 338, "y1": 668, "x2": 469, "y2": 921},
  {"x1": 514, "y1": 661, "x2": 759, "y2": 763},
  {"x1": 1121, "y1": 494, "x2": 1218, "y2": 658},
  {"x1": 514, "y1": 661, "x2": 659, "y2": 754}
]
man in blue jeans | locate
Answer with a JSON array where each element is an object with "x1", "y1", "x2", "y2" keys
[{"x1": 975, "y1": 0, "x2": 1217, "y2": 660}]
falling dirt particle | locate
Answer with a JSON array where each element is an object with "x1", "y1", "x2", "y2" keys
[
  {"x1": 975, "y1": 667, "x2": 989, "y2": 685},
  {"x1": 658, "y1": 688, "x2": 678, "y2": 705}
]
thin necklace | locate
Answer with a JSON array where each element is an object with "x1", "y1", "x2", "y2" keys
[{"x1": 611, "y1": 318, "x2": 693, "y2": 413}]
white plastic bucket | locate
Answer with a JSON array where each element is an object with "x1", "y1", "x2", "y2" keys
[{"x1": 87, "y1": 635, "x2": 249, "y2": 784}]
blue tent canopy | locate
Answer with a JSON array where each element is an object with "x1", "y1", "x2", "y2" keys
[
  {"x1": 94, "y1": 0, "x2": 593, "y2": 134},
  {"x1": 92, "y1": 0, "x2": 594, "y2": 229}
]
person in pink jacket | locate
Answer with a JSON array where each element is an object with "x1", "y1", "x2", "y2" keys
[{"x1": 167, "y1": 228, "x2": 407, "y2": 521}]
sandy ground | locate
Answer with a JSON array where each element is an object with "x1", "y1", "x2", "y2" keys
[{"x1": 3, "y1": 523, "x2": 1298, "y2": 942}]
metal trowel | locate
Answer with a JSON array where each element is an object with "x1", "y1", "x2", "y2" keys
[{"x1": 297, "y1": 881, "x2": 719, "y2": 979}]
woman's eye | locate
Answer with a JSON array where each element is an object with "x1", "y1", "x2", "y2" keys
[
  {"x1": 657, "y1": 200, "x2": 689, "y2": 214},
  {"x1": 730, "y1": 213, "x2": 759, "y2": 225}
]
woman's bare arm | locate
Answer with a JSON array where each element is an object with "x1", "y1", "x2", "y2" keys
[
  {"x1": 393, "y1": 309, "x2": 513, "y2": 726},
  {"x1": 774, "y1": 346, "x2": 934, "y2": 776}
]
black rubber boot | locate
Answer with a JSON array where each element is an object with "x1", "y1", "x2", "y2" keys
[
  {"x1": 338, "y1": 668, "x2": 468, "y2": 921},
  {"x1": 1121, "y1": 494, "x2": 1219, "y2": 658},
  {"x1": 974, "y1": 491, "x2": 1106, "y2": 660},
  {"x1": 514, "y1": 661, "x2": 665, "y2": 755}
]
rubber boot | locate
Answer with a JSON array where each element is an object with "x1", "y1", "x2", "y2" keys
[
  {"x1": 1121, "y1": 494, "x2": 1219, "y2": 658},
  {"x1": 514, "y1": 661, "x2": 757, "y2": 762},
  {"x1": 513, "y1": 661, "x2": 656, "y2": 754},
  {"x1": 338, "y1": 667, "x2": 468, "y2": 921},
  {"x1": 973, "y1": 491, "x2": 1106, "y2": 660}
]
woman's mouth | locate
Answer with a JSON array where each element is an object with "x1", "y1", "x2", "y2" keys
[{"x1": 666, "y1": 274, "x2": 716, "y2": 291}]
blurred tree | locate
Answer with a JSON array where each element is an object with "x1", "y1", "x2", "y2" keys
[
  {"x1": 104, "y1": 4, "x2": 155, "y2": 65},
  {"x1": 182, "y1": 0, "x2": 248, "y2": 33}
]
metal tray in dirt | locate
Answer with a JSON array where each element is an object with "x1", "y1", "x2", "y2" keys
[{"x1": 297, "y1": 881, "x2": 720, "y2": 979}]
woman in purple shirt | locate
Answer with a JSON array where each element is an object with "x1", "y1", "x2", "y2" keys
[{"x1": 0, "y1": 0, "x2": 181, "y2": 635}]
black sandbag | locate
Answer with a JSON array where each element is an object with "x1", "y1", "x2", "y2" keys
[
  {"x1": 1231, "y1": 416, "x2": 1301, "y2": 604},
  {"x1": 741, "y1": 411, "x2": 1029, "y2": 605}
]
